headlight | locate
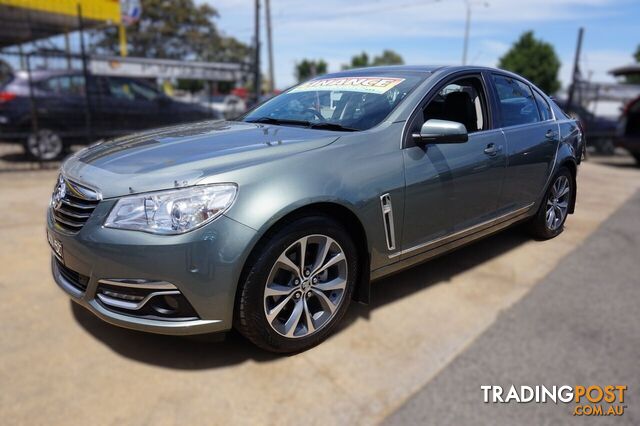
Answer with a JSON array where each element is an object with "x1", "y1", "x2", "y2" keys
[{"x1": 104, "y1": 184, "x2": 237, "y2": 234}]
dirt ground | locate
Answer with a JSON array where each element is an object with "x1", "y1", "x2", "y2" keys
[{"x1": 1, "y1": 154, "x2": 639, "y2": 425}]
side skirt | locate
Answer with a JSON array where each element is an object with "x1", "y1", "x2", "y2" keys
[{"x1": 370, "y1": 204, "x2": 534, "y2": 281}]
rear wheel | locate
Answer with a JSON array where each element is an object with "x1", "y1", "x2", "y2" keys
[
  {"x1": 24, "y1": 128, "x2": 64, "y2": 161},
  {"x1": 632, "y1": 153, "x2": 640, "y2": 165},
  {"x1": 235, "y1": 215, "x2": 358, "y2": 353},
  {"x1": 527, "y1": 167, "x2": 574, "y2": 239}
]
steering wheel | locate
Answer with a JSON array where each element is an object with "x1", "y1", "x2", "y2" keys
[{"x1": 302, "y1": 108, "x2": 326, "y2": 122}]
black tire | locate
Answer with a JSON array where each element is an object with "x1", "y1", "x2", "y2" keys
[
  {"x1": 632, "y1": 153, "x2": 640, "y2": 165},
  {"x1": 235, "y1": 215, "x2": 358, "y2": 353},
  {"x1": 526, "y1": 167, "x2": 574, "y2": 240}
]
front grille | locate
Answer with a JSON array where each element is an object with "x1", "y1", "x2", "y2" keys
[
  {"x1": 51, "y1": 175, "x2": 100, "y2": 233},
  {"x1": 56, "y1": 259, "x2": 90, "y2": 292}
]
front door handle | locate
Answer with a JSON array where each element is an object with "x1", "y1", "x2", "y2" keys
[
  {"x1": 484, "y1": 143, "x2": 502, "y2": 156},
  {"x1": 545, "y1": 129, "x2": 558, "y2": 139}
]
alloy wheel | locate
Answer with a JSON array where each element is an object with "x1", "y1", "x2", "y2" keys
[
  {"x1": 27, "y1": 129, "x2": 63, "y2": 161},
  {"x1": 545, "y1": 175, "x2": 570, "y2": 230},
  {"x1": 263, "y1": 234, "x2": 348, "y2": 338}
]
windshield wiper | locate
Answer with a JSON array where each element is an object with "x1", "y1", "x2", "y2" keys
[
  {"x1": 308, "y1": 122, "x2": 359, "y2": 132},
  {"x1": 246, "y1": 117, "x2": 359, "y2": 132},
  {"x1": 245, "y1": 117, "x2": 311, "y2": 127}
]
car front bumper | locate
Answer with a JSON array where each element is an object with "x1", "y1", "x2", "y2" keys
[{"x1": 47, "y1": 199, "x2": 257, "y2": 336}]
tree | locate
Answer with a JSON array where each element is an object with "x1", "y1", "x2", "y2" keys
[
  {"x1": 625, "y1": 45, "x2": 640, "y2": 84},
  {"x1": 344, "y1": 52, "x2": 369, "y2": 69},
  {"x1": 372, "y1": 49, "x2": 404, "y2": 66},
  {"x1": 342, "y1": 50, "x2": 404, "y2": 69},
  {"x1": 295, "y1": 59, "x2": 328, "y2": 82},
  {"x1": 92, "y1": 0, "x2": 249, "y2": 63},
  {"x1": 498, "y1": 31, "x2": 561, "y2": 94}
]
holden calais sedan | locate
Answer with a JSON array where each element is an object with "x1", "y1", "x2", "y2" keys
[{"x1": 48, "y1": 66, "x2": 583, "y2": 353}]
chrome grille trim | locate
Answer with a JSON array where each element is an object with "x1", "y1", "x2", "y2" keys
[{"x1": 51, "y1": 175, "x2": 101, "y2": 233}]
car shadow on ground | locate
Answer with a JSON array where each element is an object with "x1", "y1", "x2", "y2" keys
[{"x1": 71, "y1": 226, "x2": 532, "y2": 370}]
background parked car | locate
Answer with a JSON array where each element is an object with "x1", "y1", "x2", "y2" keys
[
  {"x1": 555, "y1": 99, "x2": 618, "y2": 154},
  {"x1": 199, "y1": 94, "x2": 246, "y2": 119},
  {"x1": 615, "y1": 95, "x2": 640, "y2": 164},
  {"x1": 0, "y1": 70, "x2": 221, "y2": 160}
]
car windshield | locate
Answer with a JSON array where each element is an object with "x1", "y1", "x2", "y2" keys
[{"x1": 242, "y1": 73, "x2": 424, "y2": 131}]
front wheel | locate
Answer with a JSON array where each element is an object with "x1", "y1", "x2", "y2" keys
[
  {"x1": 526, "y1": 167, "x2": 574, "y2": 239},
  {"x1": 235, "y1": 215, "x2": 358, "y2": 353}
]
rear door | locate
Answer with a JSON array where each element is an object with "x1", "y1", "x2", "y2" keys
[
  {"x1": 490, "y1": 74, "x2": 558, "y2": 211},
  {"x1": 401, "y1": 72, "x2": 507, "y2": 256}
]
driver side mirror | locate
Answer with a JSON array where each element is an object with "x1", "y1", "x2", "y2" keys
[{"x1": 412, "y1": 119, "x2": 468, "y2": 145}]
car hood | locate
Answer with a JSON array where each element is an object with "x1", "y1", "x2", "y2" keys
[{"x1": 62, "y1": 120, "x2": 340, "y2": 199}]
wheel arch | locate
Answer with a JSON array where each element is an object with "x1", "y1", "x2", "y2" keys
[
  {"x1": 235, "y1": 201, "x2": 372, "y2": 313},
  {"x1": 558, "y1": 158, "x2": 578, "y2": 214}
]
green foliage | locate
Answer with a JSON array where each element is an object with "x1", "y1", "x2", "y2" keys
[
  {"x1": 92, "y1": 0, "x2": 249, "y2": 63},
  {"x1": 342, "y1": 50, "x2": 404, "y2": 70},
  {"x1": 372, "y1": 49, "x2": 404, "y2": 66},
  {"x1": 176, "y1": 79, "x2": 204, "y2": 93},
  {"x1": 498, "y1": 31, "x2": 561, "y2": 94},
  {"x1": 295, "y1": 59, "x2": 328, "y2": 82},
  {"x1": 625, "y1": 45, "x2": 640, "y2": 84},
  {"x1": 345, "y1": 52, "x2": 369, "y2": 69}
]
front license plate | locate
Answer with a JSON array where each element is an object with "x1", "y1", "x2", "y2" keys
[{"x1": 47, "y1": 231, "x2": 64, "y2": 261}]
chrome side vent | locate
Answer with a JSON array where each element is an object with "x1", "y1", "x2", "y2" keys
[{"x1": 380, "y1": 193, "x2": 396, "y2": 251}]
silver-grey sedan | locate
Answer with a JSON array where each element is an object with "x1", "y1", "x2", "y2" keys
[{"x1": 47, "y1": 66, "x2": 584, "y2": 353}]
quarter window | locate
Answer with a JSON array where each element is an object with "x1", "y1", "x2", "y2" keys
[
  {"x1": 533, "y1": 90, "x2": 553, "y2": 121},
  {"x1": 492, "y1": 75, "x2": 539, "y2": 127}
]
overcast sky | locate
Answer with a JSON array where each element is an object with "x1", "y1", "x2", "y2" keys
[{"x1": 204, "y1": 0, "x2": 639, "y2": 90}]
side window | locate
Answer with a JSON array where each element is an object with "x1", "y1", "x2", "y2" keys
[
  {"x1": 107, "y1": 78, "x2": 158, "y2": 101},
  {"x1": 415, "y1": 76, "x2": 488, "y2": 134},
  {"x1": 533, "y1": 90, "x2": 553, "y2": 121},
  {"x1": 129, "y1": 80, "x2": 159, "y2": 101},
  {"x1": 107, "y1": 77, "x2": 135, "y2": 100},
  {"x1": 492, "y1": 75, "x2": 539, "y2": 127},
  {"x1": 42, "y1": 76, "x2": 85, "y2": 96}
]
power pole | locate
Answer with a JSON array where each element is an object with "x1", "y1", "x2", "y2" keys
[
  {"x1": 566, "y1": 27, "x2": 584, "y2": 112},
  {"x1": 265, "y1": 0, "x2": 275, "y2": 93},
  {"x1": 253, "y1": 0, "x2": 261, "y2": 104},
  {"x1": 462, "y1": 1, "x2": 489, "y2": 65},
  {"x1": 462, "y1": 1, "x2": 470, "y2": 65}
]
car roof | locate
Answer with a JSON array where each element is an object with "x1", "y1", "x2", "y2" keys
[{"x1": 324, "y1": 65, "x2": 531, "y2": 81}]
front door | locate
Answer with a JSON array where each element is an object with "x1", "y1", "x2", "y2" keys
[{"x1": 401, "y1": 74, "x2": 507, "y2": 258}]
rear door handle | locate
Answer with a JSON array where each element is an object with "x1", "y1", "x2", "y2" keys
[
  {"x1": 484, "y1": 143, "x2": 502, "y2": 156},
  {"x1": 545, "y1": 129, "x2": 558, "y2": 139}
]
